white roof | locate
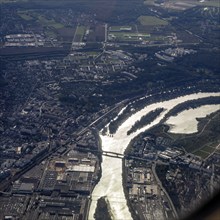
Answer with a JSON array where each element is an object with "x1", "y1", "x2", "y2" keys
[{"x1": 67, "y1": 164, "x2": 95, "y2": 172}]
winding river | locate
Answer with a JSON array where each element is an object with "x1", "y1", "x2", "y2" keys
[{"x1": 88, "y1": 92, "x2": 220, "y2": 220}]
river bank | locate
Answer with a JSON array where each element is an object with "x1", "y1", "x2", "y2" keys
[{"x1": 88, "y1": 92, "x2": 220, "y2": 220}]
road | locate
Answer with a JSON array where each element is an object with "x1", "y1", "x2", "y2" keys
[{"x1": 104, "y1": 23, "x2": 108, "y2": 43}]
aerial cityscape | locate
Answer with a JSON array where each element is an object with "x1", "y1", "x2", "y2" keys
[{"x1": 0, "y1": 0, "x2": 220, "y2": 220}]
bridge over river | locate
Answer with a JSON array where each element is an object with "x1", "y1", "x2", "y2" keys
[{"x1": 75, "y1": 146, "x2": 151, "y2": 162}]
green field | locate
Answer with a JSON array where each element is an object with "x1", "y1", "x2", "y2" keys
[
  {"x1": 37, "y1": 15, "x2": 64, "y2": 29},
  {"x1": 194, "y1": 144, "x2": 216, "y2": 159},
  {"x1": 17, "y1": 10, "x2": 64, "y2": 29},
  {"x1": 202, "y1": 145, "x2": 215, "y2": 153},
  {"x1": 144, "y1": 0, "x2": 156, "y2": 5},
  {"x1": 45, "y1": 30, "x2": 57, "y2": 38},
  {"x1": 138, "y1": 16, "x2": 168, "y2": 26},
  {"x1": 18, "y1": 11, "x2": 33, "y2": 20},
  {"x1": 74, "y1": 26, "x2": 87, "y2": 42},
  {"x1": 86, "y1": 51, "x2": 99, "y2": 56},
  {"x1": 17, "y1": 10, "x2": 70, "y2": 41},
  {"x1": 194, "y1": 150, "x2": 210, "y2": 159}
]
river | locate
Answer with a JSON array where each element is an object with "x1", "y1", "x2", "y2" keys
[{"x1": 88, "y1": 92, "x2": 220, "y2": 220}]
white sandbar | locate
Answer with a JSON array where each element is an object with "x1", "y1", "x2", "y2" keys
[{"x1": 166, "y1": 104, "x2": 220, "y2": 134}]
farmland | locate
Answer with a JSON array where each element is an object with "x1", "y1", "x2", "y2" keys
[
  {"x1": 17, "y1": 10, "x2": 65, "y2": 29},
  {"x1": 17, "y1": 11, "x2": 33, "y2": 20},
  {"x1": 36, "y1": 15, "x2": 64, "y2": 29},
  {"x1": 138, "y1": 16, "x2": 168, "y2": 26},
  {"x1": 194, "y1": 142, "x2": 219, "y2": 159},
  {"x1": 74, "y1": 26, "x2": 87, "y2": 42}
]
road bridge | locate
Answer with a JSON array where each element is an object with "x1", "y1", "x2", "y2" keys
[
  {"x1": 75, "y1": 146, "x2": 151, "y2": 162},
  {"x1": 102, "y1": 151, "x2": 124, "y2": 159}
]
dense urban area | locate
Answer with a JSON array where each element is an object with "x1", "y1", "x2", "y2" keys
[{"x1": 0, "y1": 0, "x2": 220, "y2": 219}]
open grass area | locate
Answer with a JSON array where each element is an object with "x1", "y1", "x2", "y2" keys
[
  {"x1": 201, "y1": 145, "x2": 215, "y2": 153},
  {"x1": 193, "y1": 143, "x2": 217, "y2": 159},
  {"x1": 18, "y1": 11, "x2": 33, "y2": 20},
  {"x1": 194, "y1": 150, "x2": 210, "y2": 159},
  {"x1": 144, "y1": 0, "x2": 155, "y2": 5},
  {"x1": 74, "y1": 26, "x2": 87, "y2": 42},
  {"x1": 138, "y1": 16, "x2": 168, "y2": 26},
  {"x1": 86, "y1": 51, "x2": 99, "y2": 56},
  {"x1": 45, "y1": 30, "x2": 57, "y2": 38},
  {"x1": 16, "y1": 10, "x2": 65, "y2": 29},
  {"x1": 37, "y1": 15, "x2": 64, "y2": 29},
  {"x1": 76, "y1": 26, "x2": 86, "y2": 35},
  {"x1": 57, "y1": 27, "x2": 76, "y2": 42}
]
